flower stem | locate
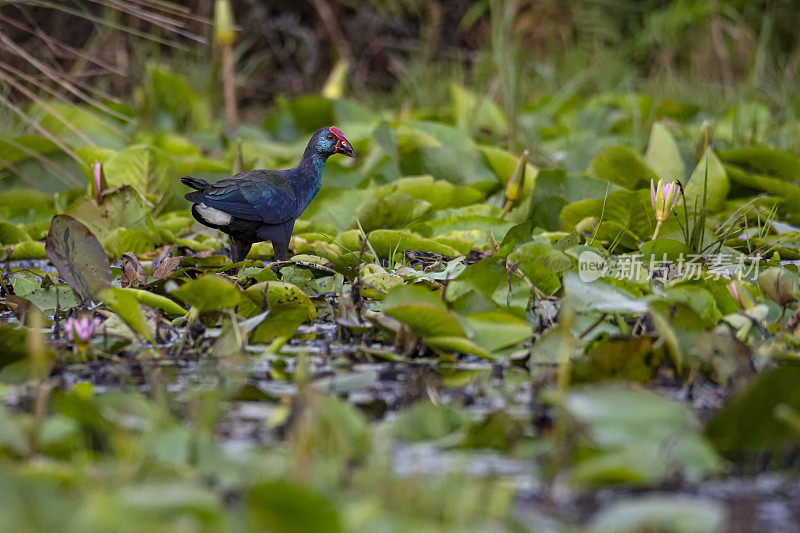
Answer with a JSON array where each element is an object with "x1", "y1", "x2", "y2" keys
[{"x1": 651, "y1": 220, "x2": 663, "y2": 240}]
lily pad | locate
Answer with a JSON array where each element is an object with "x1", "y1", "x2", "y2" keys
[
  {"x1": 171, "y1": 275, "x2": 240, "y2": 312},
  {"x1": 99, "y1": 287, "x2": 154, "y2": 342},
  {"x1": 563, "y1": 385, "x2": 720, "y2": 485},
  {"x1": 563, "y1": 273, "x2": 650, "y2": 314},
  {"x1": 589, "y1": 145, "x2": 658, "y2": 189},
  {"x1": 464, "y1": 311, "x2": 531, "y2": 352},
  {"x1": 45, "y1": 215, "x2": 112, "y2": 302}
]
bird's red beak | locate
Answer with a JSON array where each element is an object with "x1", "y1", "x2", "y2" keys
[{"x1": 330, "y1": 126, "x2": 356, "y2": 158}]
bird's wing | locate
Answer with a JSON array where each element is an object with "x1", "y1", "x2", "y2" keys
[{"x1": 198, "y1": 170, "x2": 298, "y2": 224}]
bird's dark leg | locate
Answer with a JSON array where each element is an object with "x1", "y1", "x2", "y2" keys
[
  {"x1": 271, "y1": 239, "x2": 289, "y2": 262},
  {"x1": 229, "y1": 236, "x2": 253, "y2": 263},
  {"x1": 259, "y1": 220, "x2": 294, "y2": 262}
]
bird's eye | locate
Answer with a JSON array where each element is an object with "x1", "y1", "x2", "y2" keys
[{"x1": 327, "y1": 134, "x2": 334, "y2": 140}]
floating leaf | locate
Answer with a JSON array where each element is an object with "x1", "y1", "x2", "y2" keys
[
  {"x1": 425, "y1": 335, "x2": 494, "y2": 359},
  {"x1": 528, "y1": 169, "x2": 618, "y2": 231},
  {"x1": 45, "y1": 215, "x2": 111, "y2": 302},
  {"x1": 706, "y1": 365, "x2": 800, "y2": 456},
  {"x1": 99, "y1": 287, "x2": 154, "y2": 342},
  {"x1": 103, "y1": 228, "x2": 157, "y2": 258},
  {"x1": 385, "y1": 305, "x2": 465, "y2": 339},
  {"x1": 564, "y1": 385, "x2": 720, "y2": 486},
  {"x1": 589, "y1": 146, "x2": 658, "y2": 189},
  {"x1": 638, "y1": 238, "x2": 693, "y2": 262},
  {"x1": 390, "y1": 402, "x2": 466, "y2": 442},
  {"x1": 247, "y1": 482, "x2": 342, "y2": 533},
  {"x1": 242, "y1": 281, "x2": 316, "y2": 318},
  {"x1": 464, "y1": 311, "x2": 531, "y2": 352},
  {"x1": 0, "y1": 221, "x2": 31, "y2": 245},
  {"x1": 8, "y1": 241, "x2": 48, "y2": 260},
  {"x1": 571, "y1": 337, "x2": 659, "y2": 384},
  {"x1": 171, "y1": 275, "x2": 240, "y2": 312},
  {"x1": 0, "y1": 325, "x2": 29, "y2": 369},
  {"x1": 23, "y1": 284, "x2": 79, "y2": 312},
  {"x1": 122, "y1": 288, "x2": 186, "y2": 317},
  {"x1": 720, "y1": 146, "x2": 800, "y2": 182},
  {"x1": 461, "y1": 410, "x2": 523, "y2": 451},
  {"x1": 250, "y1": 307, "x2": 310, "y2": 343},
  {"x1": 590, "y1": 496, "x2": 725, "y2": 533},
  {"x1": 563, "y1": 273, "x2": 650, "y2": 314},
  {"x1": 360, "y1": 271, "x2": 405, "y2": 300},
  {"x1": 339, "y1": 229, "x2": 461, "y2": 258},
  {"x1": 559, "y1": 189, "x2": 657, "y2": 243}
]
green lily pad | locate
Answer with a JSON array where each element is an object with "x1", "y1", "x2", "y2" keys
[
  {"x1": 589, "y1": 145, "x2": 658, "y2": 189},
  {"x1": 590, "y1": 496, "x2": 724, "y2": 533},
  {"x1": 639, "y1": 239, "x2": 693, "y2": 262},
  {"x1": 339, "y1": 229, "x2": 460, "y2": 258},
  {"x1": 99, "y1": 287, "x2": 154, "y2": 342},
  {"x1": 0, "y1": 325, "x2": 29, "y2": 369},
  {"x1": 122, "y1": 288, "x2": 186, "y2": 317},
  {"x1": 559, "y1": 189, "x2": 656, "y2": 243},
  {"x1": 384, "y1": 304, "x2": 465, "y2": 339},
  {"x1": 563, "y1": 385, "x2": 720, "y2": 486},
  {"x1": 706, "y1": 365, "x2": 800, "y2": 456},
  {"x1": 242, "y1": 281, "x2": 316, "y2": 322},
  {"x1": 720, "y1": 146, "x2": 800, "y2": 182},
  {"x1": 0, "y1": 221, "x2": 31, "y2": 245},
  {"x1": 247, "y1": 481, "x2": 342, "y2": 533},
  {"x1": 102, "y1": 228, "x2": 157, "y2": 258},
  {"x1": 45, "y1": 215, "x2": 112, "y2": 302},
  {"x1": 171, "y1": 275, "x2": 241, "y2": 312},
  {"x1": 563, "y1": 273, "x2": 650, "y2": 314},
  {"x1": 464, "y1": 311, "x2": 531, "y2": 352},
  {"x1": 424, "y1": 335, "x2": 494, "y2": 359},
  {"x1": 390, "y1": 402, "x2": 466, "y2": 442},
  {"x1": 572, "y1": 336, "x2": 660, "y2": 384},
  {"x1": 8, "y1": 241, "x2": 48, "y2": 260}
]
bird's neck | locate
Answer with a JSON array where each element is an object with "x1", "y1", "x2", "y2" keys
[{"x1": 295, "y1": 147, "x2": 328, "y2": 202}]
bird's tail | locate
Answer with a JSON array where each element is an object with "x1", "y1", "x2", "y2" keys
[{"x1": 180, "y1": 176, "x2": 210, "y2": 191}]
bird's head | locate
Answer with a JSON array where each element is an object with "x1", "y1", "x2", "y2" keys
[{"x1": 314, "y1": 126, "x2": 355, "y2": 158}]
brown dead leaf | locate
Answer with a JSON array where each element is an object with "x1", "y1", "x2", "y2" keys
[
  {"x1": 120, "y1": 252, "x2": 146, "y2": 288},
  {"x1": 152, "y1": 246, "x2": 181, "y2": 279}
]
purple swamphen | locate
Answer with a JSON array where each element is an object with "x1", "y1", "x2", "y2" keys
[{"x1": 181, "y1": 126, "x2": 355, "y2": 262}]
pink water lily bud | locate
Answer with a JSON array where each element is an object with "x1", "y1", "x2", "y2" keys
[
  {"x1": 650, "y1": 178, "x2": 679, "y2": 223},
  {"x1": 65, "y1": 315, "x2": 101, "y2": 343},
  {"x1": 728, "y1": 280, "x2": 755, "y2": 310}
]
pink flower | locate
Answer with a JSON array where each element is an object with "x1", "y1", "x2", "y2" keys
[
  {"x1": 728, "y1": 281, "x2": 755, "y2": 310},
  {"x1": 65, "y1": 315, "x2": 101, "y2": 343},
  {"x1": 650, "y1": 178, "x2": 679, "y2": 222}
]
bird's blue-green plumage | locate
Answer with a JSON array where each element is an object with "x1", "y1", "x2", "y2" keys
[
  {"x1": 181, "y1": 126, "x2": 354, "y2": 261},
  {"x1": 184, "y1": 127, "x2": 345, "y2": 223}
]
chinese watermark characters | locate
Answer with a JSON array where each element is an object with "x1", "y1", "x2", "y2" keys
[{"x1": 578, "y1": 250, "x2": 761, "y2": 283}]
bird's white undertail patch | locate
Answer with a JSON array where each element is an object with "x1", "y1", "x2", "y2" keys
[{"x1": 197, "y1": 203, "x2": 232, "y2": 225}]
